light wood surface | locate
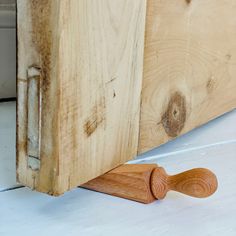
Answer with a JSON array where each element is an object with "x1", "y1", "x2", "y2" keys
[
  {"x1": 83, "y1": 164, "x2": 217, "y2": 203},
  {"x1": 2, "y1": 102, "x2": 236, "y2": 192},
  {"x1": 139, "y1": 0, "x2": 236, "y2": 153},
  {"x1": 17, "y1": 0, "x2": 147, "y2": 195}
]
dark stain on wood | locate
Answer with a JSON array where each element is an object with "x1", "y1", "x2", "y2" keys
[
  {"x1": 225, "y1": 54, "x2": 232, "y2": 60},
  {"x1": 30, "y1": 0, "x2": 52, "y2": 93},
  {"x1": 161, "y1": 92, "x2": 186, "y2": 137},
  {"x1": 16, "y1": 140, "x2": 27, "y2": 163},
  {"x1": 207, "y1": 77, "x2": 215, "y2": 93},
  {"x1": 106, "y1": 77, "x2": 117, "y2": 85},
  {"x1": 185, "y1": 0, "x2": 191, "y2": 4},
  {"x1": 84, "y1": 98, "x2": 106, "y2": 137},
  {"x1": 29, "y1": 1, "x2": 60, "y2": 192}
]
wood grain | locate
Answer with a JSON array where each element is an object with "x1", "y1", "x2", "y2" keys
[
  {"x1": 151, "y1": 167, "x2": 218, "y2": 200},
  {"x1": 83, "y1": 164, "x2": 157, "y2": 204},
  {"x1": 83, "y1": 164, "x2": 218, "y2": 203},
  {"x1": 17, "y1": 0, "x2": 147, "y2": 195},
  {"x1": 139, "y1": 0, "x2": 236, "y2": 153}
]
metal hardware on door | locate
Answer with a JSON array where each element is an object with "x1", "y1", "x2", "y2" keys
[{"x1": 27, "y1": 66, "x2": 41, "y2": 171}]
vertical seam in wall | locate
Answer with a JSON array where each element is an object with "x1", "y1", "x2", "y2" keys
[
  {"x1": 15, "y1": 0, "x2": 19, "y2": 182},
  {"x1": 137, "y1": 0, "x2": 148, "y2": 157}
]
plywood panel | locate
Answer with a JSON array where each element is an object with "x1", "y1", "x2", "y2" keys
[
  {"x1": 139, "y1": 0, "x2": 236, "y2": 153},
  {"x1": 17, "y1": 0, "x2": 147, "y2": 195}
]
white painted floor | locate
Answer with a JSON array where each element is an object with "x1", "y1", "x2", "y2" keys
[
  {"x1": 0, "y1": 101, "x2": 236, "y2": 236},
  {"x1": 0, "y1": 102, "x2": 17, "y2": 191}
]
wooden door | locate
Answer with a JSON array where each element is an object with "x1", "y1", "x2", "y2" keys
[
  {"x1": 17, "y1": 0, "x2": 147, "y2": 195},
  {"x1": 139, "y1": 0, "x2": 236, "y2": 153},
  {"x1": 17, "y1": 0, "x2": 236, "y2": 196}
]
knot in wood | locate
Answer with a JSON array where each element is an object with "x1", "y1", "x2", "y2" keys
[{"x1": 161, "y1": 91, "x2": 186, "y2": 137}]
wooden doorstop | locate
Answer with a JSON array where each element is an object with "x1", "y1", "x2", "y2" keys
[{"x1": 82, "y1": 164, "x2": 218, "y2": 204}]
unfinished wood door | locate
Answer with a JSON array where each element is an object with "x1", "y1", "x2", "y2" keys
[
  {"x1": 138, "y1": 0, "x2": 236, "y2": 153},
  {"x1": 17, "y1": 0, "x2": 147, "y2": 195},
  {"x1": 17, "y1": 0, "x2": 236, "y2": 196}
]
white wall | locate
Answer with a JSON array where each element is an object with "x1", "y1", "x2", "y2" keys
[{"x1": 0, "y1": 1, "x2": 16, "y2": 99}]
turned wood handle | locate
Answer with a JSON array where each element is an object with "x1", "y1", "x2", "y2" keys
[{"x1": 151, "y1": 167, "x2": 218, "y2": 199}]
